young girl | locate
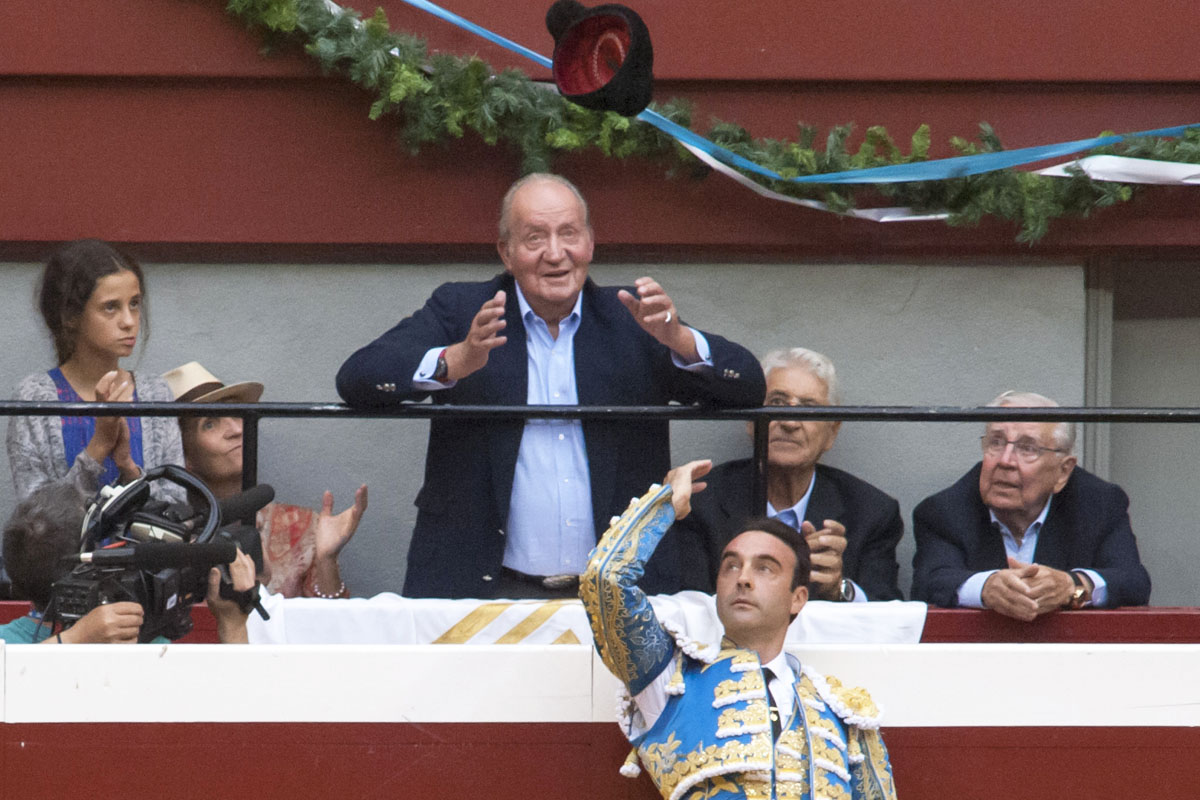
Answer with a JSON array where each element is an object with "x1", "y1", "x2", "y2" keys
[{"x1": 7, "y1": 239, "x2": 184, "y2": 503}]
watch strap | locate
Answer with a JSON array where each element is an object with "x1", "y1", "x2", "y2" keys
[
  {"x1": 432, "y1": 348, "x2": 449, "y2": 382},
  {"x1": 1068, "y1": 570, "x2": 1089, "y2": 609},
  {"x1": 838, "y1": 578, "x2": 856, "y2": 603}
]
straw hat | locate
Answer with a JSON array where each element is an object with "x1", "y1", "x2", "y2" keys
[{"x1": 162, "y1": 361, "x2": 264, "y2": 404}]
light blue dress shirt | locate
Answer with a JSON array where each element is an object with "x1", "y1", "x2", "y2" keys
[
  {"x1": 768, "y1": 474, "x2": 867, "y2": 603},
  {"x1": 503, "y1": 288, "x2": 593, "y2": 575},
  {"x1": 413, "y1": 283, "x2": 713, "y2": 577},
  {"x1": 956, "y1": 496, "x2": 1108, "y2": 608}
]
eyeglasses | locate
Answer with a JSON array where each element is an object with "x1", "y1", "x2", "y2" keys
[
  {"x1": 980, "y1": 434, "x2": 1066, "y2": 463},
  {"x1": 764, "y1": 394, "x2": 826, "y2": 408}
]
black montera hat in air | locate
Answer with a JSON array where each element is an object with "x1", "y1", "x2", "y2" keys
[{"x1": 546, "y1": 0, "x2": 653, "y2": 117}]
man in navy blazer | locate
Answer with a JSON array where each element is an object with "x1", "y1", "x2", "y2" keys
[
  {"x1": 336, "y1": 174, "x2": 764, "y2": 598},
  {"x1": 674, "y1": 348, "x2": 904, "y2": 601},
  {"x1": 911, "y1": 391, "x2": 1151, "y2": 618}
]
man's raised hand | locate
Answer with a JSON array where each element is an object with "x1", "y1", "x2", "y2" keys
[
  {"x1": 444, "y1": 290, "x2": 508, "y2": 381},
  {"x1": 618, "y1": 278, "x2": 699, "y2": 363},
  {"x1": 664, "y1": 459, "x2": 713, "y2": 520},
  {"x1": 802, "y1": 519, "x2": 848, "y2": 600}
]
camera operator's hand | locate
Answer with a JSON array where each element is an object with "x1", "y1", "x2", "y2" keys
[
  {"x1": 207, "y1": 549, "x2": 256, "y2": 644},
  {"x1": 56, "y1": 602, "x2": 144, "y2": 644}
]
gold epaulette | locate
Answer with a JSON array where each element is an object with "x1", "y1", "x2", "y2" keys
[{"x1": 802, "y1": 666, "x2": 884, "y2": 730}]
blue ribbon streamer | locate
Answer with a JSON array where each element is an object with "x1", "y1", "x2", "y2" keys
[
  {"x1": 395, "y1": 0, "x2": 1199, "y2": 185},
  {"x1": 649, "y1": 115, "x2": 1200, "y2": 184},
  {"x1": 399, "y1": 0, "x2": 553, "y2": 69}
]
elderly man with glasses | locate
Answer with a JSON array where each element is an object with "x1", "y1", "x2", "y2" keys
[
  {"x1": 911, "y1": 391, "x2": 1151, "y2": 619},
  {"x1": 673, "y1": 348, "x2": 903, "y2": 602}
]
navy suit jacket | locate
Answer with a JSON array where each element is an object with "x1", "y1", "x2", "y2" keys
[
  {"x1": 336, "y1": 273, "x2": 765, "y2": 598},
  {"x1": 911, "y1": 462, "x2": 1151, "y2": 608},
  {"x1": 672, "y1": 458, "x2": 905, "y2": 600}
]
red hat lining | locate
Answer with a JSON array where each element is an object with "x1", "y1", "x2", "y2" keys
[{"x1": 553, "y1": 14, "x2": 632, "y2": 94}]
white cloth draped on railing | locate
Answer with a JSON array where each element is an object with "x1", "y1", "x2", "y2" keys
[{"x1": 246, "y1": 589, "x2": 927, "y2": 645}]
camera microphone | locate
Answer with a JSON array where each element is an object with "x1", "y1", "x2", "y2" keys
[
  {"x1": 70, "y1": 542, "x2": 238, "y2": 571},
  {"x1": 218, "y1": 484, "x2": 275, "y2": 526},
  {"x1": 131, "y1": 484, "x2": 275, "y2": 542}
]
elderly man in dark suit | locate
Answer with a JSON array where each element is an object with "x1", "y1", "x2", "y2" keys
[
  {"x1": 336, "y1": 173, "x2": 764, "y2": 598},
  {"x1": 911, "y1": 391, "x2": 1151, "y2": 618},
  {"x1": 674, "y1": 348, "x2": 904, "y2": 601}
]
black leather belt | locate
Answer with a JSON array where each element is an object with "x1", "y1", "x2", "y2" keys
[{"x1": 500, "y1": 566, "x2": 580, "y2": 590}]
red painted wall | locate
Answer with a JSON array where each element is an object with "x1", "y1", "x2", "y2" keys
[
  {"x1": 2, "y1": 0, "x2": 1198, "y2": 253},
  {"x1": 2, "y1": 722, "x2": 1198, "y2": 799}
]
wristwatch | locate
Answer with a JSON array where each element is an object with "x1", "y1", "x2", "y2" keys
[
  {"x1": 1067, "y1": 571, "x2": 1090, "y2": 609},
  {"x1": 837, "y1": 578, "x2": 856, "y2": 603},
  {"x1": 432, "y1": 348, "x2": 449, "y2": 382}
]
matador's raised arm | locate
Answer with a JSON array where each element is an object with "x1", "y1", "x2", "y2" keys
[{"x1": 579, "y1": 484, "x2": 677, "y2": 695}]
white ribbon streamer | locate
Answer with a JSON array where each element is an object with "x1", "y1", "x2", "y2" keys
[
  {"x1": 1037, "y1": 155, "x2": 1200, "y2": 185},
  {"x1": 679, "y1": 141, "x2": 951, "y2": 223}
]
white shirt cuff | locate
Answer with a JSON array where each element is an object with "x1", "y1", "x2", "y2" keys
[
  {"x1": 849, "y1": 580, "x2": 868, "y2": 603},
  {"x1": 670, "y1": 328, "x2": 713, "y2": 371},
  {"x1": 1076, "y1": 568, "x2": 1108, "y2": 607},
  {"x1": 956, "y1": 570, "x2": 997, "y2": 609},
  {"x1": 412, "y1": 346, "x2": 457, "y2": 389}
]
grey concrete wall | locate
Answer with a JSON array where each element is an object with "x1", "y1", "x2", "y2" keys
[
  {"x1": 1111, "y1": 317, "x2": 1200, "y2": 606},
  {"x1": 0, "y1": 259, "x2": 1086, "y2": 598}
]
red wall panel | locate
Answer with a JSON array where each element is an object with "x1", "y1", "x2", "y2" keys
[
  {"x1": 9, "y1": 1, "x2": 1199, "y2": 83},
  {"x1": 2, "y1": 722, "x2": 1197, "y2": 800}
]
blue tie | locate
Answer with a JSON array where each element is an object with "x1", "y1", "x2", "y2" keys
[{"x1": 774, "y1": 508, "x2": 800, "y2": 532}]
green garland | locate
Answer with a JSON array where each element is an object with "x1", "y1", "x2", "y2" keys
[{"x1": 225, "y1": 0, "x2": 1200, "y2": 242}]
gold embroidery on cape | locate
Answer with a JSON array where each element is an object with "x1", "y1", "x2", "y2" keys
[
  {"x1": 701, "y1": 642, "x2": 752, "y2": 672},
  {"x1": 739, "y1": 776, "x2": 772, "y2": 800},
  {"x1": 774, "y1": 729, "x2": 808, "y2": 774},
  {"x1": 666, "y1": 652, "x2": 687, "y2": 693},
  {"x1": 864, "y1": 730, "x2": 890, "y2": 777},
  {"x1": 824, "y1": 674, "x2": 881, "y2": 719},
  {"x1": 682, "y1": 774, "x2": 741, "y2": 800},
  {"x1": 775, "y1": 774, "x2": 810, "y2": 800},
  {"x1": 728, "y1": 650, "x2": 760, "y2": 669},
  {"x1": 849, "y1": 728, "x2": 899, "y2": 800},
  {"x1": 713, "y1": 672, "x2": 767, "y2": 705},
  {"x1": 804, "y1": 705, "x2": 843, "y2": 742},
  {"x1": 847, "y1": 732, "x2": 863, "y2": 764},
  {"x1": 774, "y1": 754, "x2": 804, "y2": 778},
  {"x1": 640, "y1": 732, "x2": 684, "y2": 781},
  {"x1": 812, "y1": 769, "x2": 854, "y2": 800},
  {"x1": 716, "y1": 699, "x2": 770, "y2": 734},
  {"x1": 810, "y1": 735, "x2": 849, "y2": 778},
  {"x1": 794, "y1": 674, "x2": 853, "y2": 800},
  {"x1": 640, "y1": 735, "x2": 774, "y2": 800},
  {"x1": 774, "y1": 714, "x2": 811, "y2": 799}
]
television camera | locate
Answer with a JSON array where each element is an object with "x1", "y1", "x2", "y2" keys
[{"x1": 47, "y1": 465, "x2": 272, "y2": 642}]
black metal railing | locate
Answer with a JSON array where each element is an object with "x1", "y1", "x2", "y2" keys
[{"x1": 3, "y1": 401, "x2": 1199, "y2": 511}]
